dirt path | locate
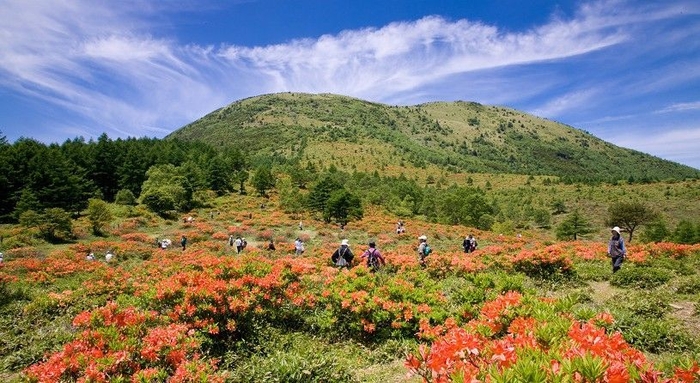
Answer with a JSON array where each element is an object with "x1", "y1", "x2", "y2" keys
[
  {"x1": 668, "y1": 300, "x2": 700, "y2": 334},
  {"x1": 587, "y1": 281, "x2": 623, "y2": 306}
]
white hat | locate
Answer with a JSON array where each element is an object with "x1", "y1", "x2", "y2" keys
[
  {"x1": 341, "y1": 239, "x2": 349, "y2": 246},
  {"x1": 611, "y1": 226, "x2": 621, "y2": 234},
  {"x1": 418, "y1": 235, "x2": 427, "y2": 240}
]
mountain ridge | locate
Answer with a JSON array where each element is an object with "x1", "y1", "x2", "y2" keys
[{"x1": 167, "y1": 92, "x2": 700, "y2": 181}]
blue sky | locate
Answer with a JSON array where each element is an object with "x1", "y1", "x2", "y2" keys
[{"x1": 1, "y1": 0, "x2": 699, "y2": 169}]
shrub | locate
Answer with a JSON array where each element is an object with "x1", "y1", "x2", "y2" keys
[
  {"x1": 619, "y1": 318, "x2": 698, "y2": 354},
  {"x1": 510, "y1": 248, "x2": 575, "y2": 281},
  {"x1": 610, "y1": 290, "x2": 672, "y2": 319},
  {"x1": 675, "y1": 275, "x2": 700, "y2": 295},
  {"x1": 574, "y1": 261, "x2": 610, "y2": 282},
  {"x1": 227, "y1": 332, "x2": 356, "y2": 383},
  {"x1": 115, "y1": 189, "x2": 137, "y2": 205},
  {"x1": 610, "y1": 266, "x2": 672, "y2": 289}
]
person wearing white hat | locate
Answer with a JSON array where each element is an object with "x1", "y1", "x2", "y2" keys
[
  {"x1": 607, "y1": 226, "x2": 626, "y2": 273},
  {"x1": 331, "y1": 239, "x2": 354, "y2": 269}
]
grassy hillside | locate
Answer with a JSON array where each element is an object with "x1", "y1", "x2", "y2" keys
[{"x1": 168, "y1": 93, "x2": 700, "y2": 182}]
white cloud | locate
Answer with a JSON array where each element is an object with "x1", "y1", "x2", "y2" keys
[
  {"x1": 656, "y1": 101, "x2": 700, "y2": 113},
  {"x1": 610, "y1": 125, "x2": 700, "y2": 168},
  {"x1": 0, "y1": 0, "x2": 698, "y2": 175},
  {"x1": 530, "y1": 90, "x2": 599, "y2": 118}
]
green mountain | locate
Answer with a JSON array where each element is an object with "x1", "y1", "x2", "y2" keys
[{"x1": 168, "y1": 93, "x2": 699, "y2": 182}]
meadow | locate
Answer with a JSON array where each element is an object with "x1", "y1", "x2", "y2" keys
[{"x1": 1, "y1": 192, "x2": 699, "y2": 382}]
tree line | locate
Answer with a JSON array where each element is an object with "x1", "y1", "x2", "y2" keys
[
  {"x1": 2, "y1": 131, "x2": 699, "y2": 245},
  {"x1": 0, "y1": 132, "x2": 247, "y2": 222}
]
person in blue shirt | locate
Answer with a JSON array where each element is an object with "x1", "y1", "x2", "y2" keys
[{"x1": 607, "y1": 226, "x2": 626, "y2": 273}]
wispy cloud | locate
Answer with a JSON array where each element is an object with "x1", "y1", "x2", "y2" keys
[
  {"x1": 656, "y1": 101, "x2": 700, "y2": 113},
  {"x1": 0, "y1": 0, "x2": 699, "y2": 168},
  {"x1": 610, "y1": 124, "x2": 700, "y2": 167}
]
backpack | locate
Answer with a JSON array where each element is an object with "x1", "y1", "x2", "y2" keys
[
  {"x1": 422, "y1": 244, "x2": 432, "y2": 257},
  {"x1": 367, "y1": 249, "x2": 380, "y2": 270},
  {"x1": 334, "y1": 247, "x2": 349, "y2": 267}
]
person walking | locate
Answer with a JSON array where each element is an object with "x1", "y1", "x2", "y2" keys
[
  {"x1": 361, "y1": 241, "x2": 385, "y2": 272},
  {"x1": 294, "y1": 237, "x2": 305, "y2": 256},
  {"x1": 235, "y1": 237, "x2": 243, "y2": 254},
  {"x1": 331, "y1": 239, "x2": 354, "y2": 269},
  {"x1": 462, "y1": 235, "x2": 471, "y2": 253},
  {"x1": 181, "y1": 235, "x2": 187, "y2": 251},
  {"x1": 417, "y1": 235, "x2": 432, "y2": 267},
  {"x1": 608, "y1": 226, "x2": 627, "y2": 273}
]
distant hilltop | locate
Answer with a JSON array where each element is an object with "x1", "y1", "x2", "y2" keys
[{"x1": 168, "y1": 93, "x2": 700, "y2": 182}]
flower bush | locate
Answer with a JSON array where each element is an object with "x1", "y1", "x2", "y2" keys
[{"x1": 0, "y1": 207, "x2": 698, "y2": 382}]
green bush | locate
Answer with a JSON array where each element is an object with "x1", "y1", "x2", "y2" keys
[
  {"x1": 610, "y1": 290, "x2": 672, "y2": 319},
  {"x1": 610, "y1": 266, "x2": 672, "y2": 289},
  {"x1": 644, "y1": 256, "x2": 696, "y2": 276},
  {"x1": 574, "y1": 261, "x2": 610, "y2": 282},
  {"x1": 619, "y1": 318, "x2": 698, "y2": 354},
  {"x1": 675, "y1": 275, "x2": 700, "y2": 295},
  {"x1": 227, "y1": 332, "x2": 357, "y2": 383}
]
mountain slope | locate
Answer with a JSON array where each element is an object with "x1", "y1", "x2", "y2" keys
[{"x1": 168, "y1": 93, "x2": 699, "y2": 181}]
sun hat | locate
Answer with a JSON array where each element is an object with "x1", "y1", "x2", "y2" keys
[
  {"x1": 341, "y1": 239, "x2": 349, "y2": 246},
  {"x1": 418, "y1": 235, "x2": 427, "y2": 240},
  {"x1": 611, "y1": 226, "x2": 621, "y2": 234}
]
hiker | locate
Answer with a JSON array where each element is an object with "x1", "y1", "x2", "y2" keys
[
  {"x1": 0, "y1": 252, "x2": 3, "y2": 263},
  {"x1": 417, "y1": 235, "x2": 432, "y2": 267},
  {"x1": 462, "y1": 235, "x2": 471, "y2": 253},
  {"x1": 235, "y1": 237, "x2": 243, "y2": 254},
  {"x1": 361, "y1": 241, "x2": 385, "y2": 272},
  {"x1": 608, "y1": 226, "x2": 627, "y2": 273},
  {"x1": 241, "y1": 238, "x2": 248, "y2": 250},
  {"x1": 228, "y1": 235, "x2": 234, "y2": 247},
  {"x1": 331, "y1": 239, "x2": 354, "y2": 269},
  {"x1": 161, "y1": 238, "x2": 171, "y2": 250},
  {"x1": 470, "y1": 236, "x2": 478, "y2": 252},
  {"x1": 267, "y1": 239, "x2": 276, "y2": 251},
  {"x1": 294, "y1": 238, "x2": 305, "y2": 256},
  {"x1": 105, "y1": 250, "x2": 114, "y2": 263},
  {"x1": 181, "y1": 235, "x2": 187, "y2": 251},
  {"x1": 396, "y1": 220, "x2": 406, "y2": 234},
  {"x1": 86, "y1": 251, "x2": 95, "y2": 261},
  {"x1": 299, "y1": 221, "x2": 304, "y2": 230}
]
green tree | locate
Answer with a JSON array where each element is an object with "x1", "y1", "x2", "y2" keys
[
  {"x1": 13, "y1": 188, "x2": 41, "y2": 220},
  {"x1": 288, "y1": 163, "x2": 314, "y2": 189},
  {"x1": 308, "y1": 174, "x2": 343, "y2": 214},
  {"x1": 179, "y1": 160, "x2": 208, "y2": 209},
  {"x1": 252, "y1": 166, "x2": 275, "y2": 197},
  {"x1": 139, "y1": 164, "x2": 187, "y2": 215},
  {"x1": 91, "y1": 133, "x2": 120, "y2": 201},
  {"x1": 87, "y1": 198, "x2": 112, "y2": 235},
  {"x1": 639, "y1": 218, "x2": 670, "y2": 243},
  {"x1": 207, "y1": 155, "x2": 234, "y2": 195},
  {"x1": 115, "y1": 189, "x2": 137, "y2": 205},
  {"x1": 324, "y1": 189, "x2": 363, "y2": 225},
  {"x1": 278, "y1": 178, "x2": 306, "y2": 218},
  {"x1": 556, "y1": 209, "x2": 593, "y2": 240},
  {"x1": 551, "y1": 199, "x2": 567, "y2": 215},
  {"x1": 533, "y1": 208, "x2": 552, "y2": 229},
  {"x1": 235, "y1": 170, "x2": 249, "y2": 194},
  {"x1": 672, "y1": 220, "x2": 698, "y2": 244},
  {"x1": 606, "y1": 201, "x2": 657, "y2": 243},
  {"x1": 21, "y1": 208, "x2": 73, "y2": 242}
]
